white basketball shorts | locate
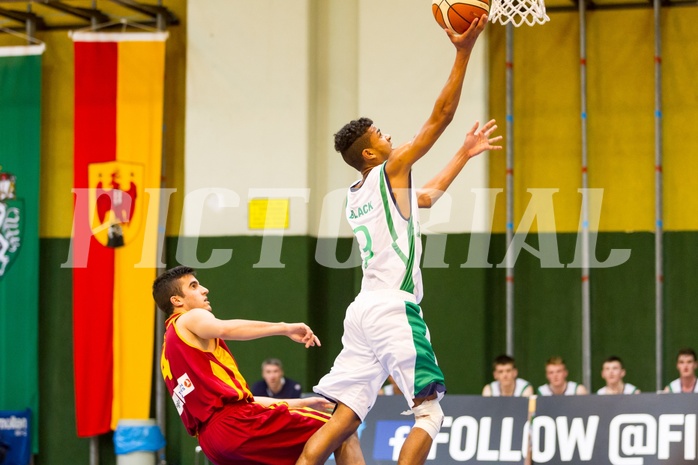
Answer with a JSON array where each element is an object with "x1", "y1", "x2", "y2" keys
[{"x1": 313, "y1": 289, "x2": 445, "y2": 421}]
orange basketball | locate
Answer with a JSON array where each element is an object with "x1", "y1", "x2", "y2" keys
[{"x1": 432, "y1": 0, "x2": 490, "y2": 34}]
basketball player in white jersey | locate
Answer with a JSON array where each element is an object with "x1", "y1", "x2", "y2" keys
[
  {"x1": 483, "y1": 355, "x2": 534, "y2": 397},
  {"x1": 296, "y1": 15, "x2": 501, "y2": 465},
  {"x1": 597, "y1": 356, "x2": 640, "y2": 395},
  {"x1": 537, "y1": 356, "x2": 588, "y2": 396},
  {"x1": 663, "y1": 348, "x2": 698, "y2": 393}
]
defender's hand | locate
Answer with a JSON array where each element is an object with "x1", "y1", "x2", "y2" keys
[{"x1": 285, "y1": 323, "x2": 321, "y2": 348}]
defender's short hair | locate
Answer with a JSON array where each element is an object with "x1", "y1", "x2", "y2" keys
[{"x1": 152, "y1": 266, "x2": 196, "y2": 315}]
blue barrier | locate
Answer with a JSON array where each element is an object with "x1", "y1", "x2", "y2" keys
[
  {"x1": 0, "y1": 409, "x2": 31, "y2": 465},
  {"x1": 113, "y1": 420, "x2": 165, "y2": 455}
]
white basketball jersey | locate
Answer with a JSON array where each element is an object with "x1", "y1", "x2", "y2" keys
[
  {"x1": 597, "y1": 383, "x2": 638, "y2": 395},
  {"x1": 490, "y1": 378, "x2": 531, "y2": 397},
  {"x1": 666, "y1": 378, "x2": 698, "y2": 393},
  {"x1": 538, "y1": 381, "x2": 580, "y2": 396},
  {"x1": 346, "y1": 163, "x2": 423, "y2": 302}
]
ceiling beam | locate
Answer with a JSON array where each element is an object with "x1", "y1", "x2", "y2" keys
[
  {"x1": 38, "y1": 0, "x2": 110, "y2": 24},
  {"x1": 0, "y1": 6, "x2": 46, "y2": 29},
  {"x1": 107, "y1": 0, "x2": 178, "y2": 26}
]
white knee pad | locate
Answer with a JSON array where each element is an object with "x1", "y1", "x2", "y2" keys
[{"x1": 411, "y1": 399, "x2": 444, "y2": 439}]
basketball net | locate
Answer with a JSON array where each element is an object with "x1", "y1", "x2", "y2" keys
[{"x1": 489, "y1": 0, "x2": 550, "y2": 27}]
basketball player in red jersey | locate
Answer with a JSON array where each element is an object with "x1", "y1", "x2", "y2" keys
[{"x1": 154, "y1": 266, "x2": 364, "y2": 465}]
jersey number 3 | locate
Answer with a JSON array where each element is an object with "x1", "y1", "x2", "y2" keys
[{"x1": 353, "y1": 225, "x2": 374, "y2": 269}]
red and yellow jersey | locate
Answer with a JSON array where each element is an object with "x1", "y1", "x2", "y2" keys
[{"x1": 160, "y1": 313, "x2": 253, "y2": 436}]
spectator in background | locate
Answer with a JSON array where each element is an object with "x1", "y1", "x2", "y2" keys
[
  {"x1": 663, "y1": 348, "x2": 698, "y2": 393},
  {"x1": 597, "y1": 356, "x2": 640, "y2": 395},
  {"x1": 378, "y1": 376, "x2": 402, "y2": 396},
  {"x1": 251, "y1": 358, "x2": 303, "y2": 399},
  {"x1": 537, "y1": 356, "x2": 588, "y2": 396},
  {"x1": 482, "y1": 354, "x2": 533, "y2": 397}
]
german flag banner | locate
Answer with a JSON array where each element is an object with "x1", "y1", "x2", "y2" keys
[
  {"x1": 72, "y1": 31, "x2": 166, "y2": 437},
  {"x1": 0, "y1": 42, "x2": 44, "y2": 453}
]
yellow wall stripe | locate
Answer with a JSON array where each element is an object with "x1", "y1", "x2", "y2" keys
[{"x1": 490, "y1": 9, "x2": 698, "y2": 233}]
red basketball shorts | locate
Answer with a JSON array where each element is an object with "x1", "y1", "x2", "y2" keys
[{"x1": 197, "y1": 400, "x2": 331, "y2": 465}]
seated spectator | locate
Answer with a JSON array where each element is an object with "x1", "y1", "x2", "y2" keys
[
  {"x1": 597, "y1": 356, "x2": 640, "y2": 395},
  {"x1": 250, "y1": 358, "x2": 302, "y2": 399},
  {"x1": 482, "y1": 354, "x2": 533, "y2": 397},
  {"x1": 537, "y1": 356, "x2": 588, "y2": 396},
  {"x1": 663, "y1": 348, "x2": 698, "y2": 393}
]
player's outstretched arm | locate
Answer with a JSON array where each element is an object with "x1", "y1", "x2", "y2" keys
[
  {"x1": 417, "y1": 119, "x2": 501, "y2": 208},
  {"x1": 179, "y1": 308, "x2": 320, "y2": 347},
  {"x1": 386, "y1": 15, "x2": 488, "y2": 181}
]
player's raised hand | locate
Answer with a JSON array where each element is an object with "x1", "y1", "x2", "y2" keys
[
  {"x1": 463, "y1": 119, "x2": 502, "y2": 158},
  {"x1": 285, "y1": 323, "x2": 321, "y2": 348},
  {"x1": 446, "y1": 14, "x2": 488, "y2": 51}
]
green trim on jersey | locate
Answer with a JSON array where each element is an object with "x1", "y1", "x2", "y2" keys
[
  {"x1": 405, "y1": 301, "x2": 444, "y2": 395},
  {"x1": 378, "y1": 165, "x2": 406, "y2": 262},
  {"x1": 401, "y1": 217, "x2": 416, "y2": 293},
  {"x1": 378, "y1": 163, "x2": 416, "y2": 294}
]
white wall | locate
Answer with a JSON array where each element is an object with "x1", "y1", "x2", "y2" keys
[
  {"x1": 355, "y1": 0, "x2": 490, "y2": 236},
  {"x1": 184, "y1": 0, "x2": 311, "y2": 236},
  {"x1": 184, "y1": 0, "x2": 490, "y2": 237}
]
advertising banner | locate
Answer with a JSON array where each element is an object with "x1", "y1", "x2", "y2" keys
[
  {"x1": 360, "y1": 395, "x2": 529, "y2": 464},
  {"x1": 0, "y1": 409, "x2": 31, "y2": 465},
  {"x1": 359, "y1": 393, "x2": 698, "y2": 465},
  {"x1": 533, "y1": 393, "x2": 698, "y2": 465}
]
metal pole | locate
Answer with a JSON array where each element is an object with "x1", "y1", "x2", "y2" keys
[
  {"x1": 155, "y1": 3, "x2": 168, "y2": 463},
  {"x1": 579, "y1": 0, "x2": 592, "y2": 392},
  {"x1": 155, "y1": 282, "x2": 166, "y2": 465},
  {"x1": 653, "y1": 0, "x2": 664, "y2": 392},
  {"x1": 89, "y1": 3, "x2": 99, "y2": 462},
  {"x1": 25, "y1": 3, "x2": 35, "y2": 41},
  {"x1": 156, "y1": 0, "x2": 166, "y2": 32},
  {"x1": 505, "y1": 22, "x2": 515, "y2": 356},
  {"x1": 90, "y1": 437, "x2": 99, "y2": 465}
]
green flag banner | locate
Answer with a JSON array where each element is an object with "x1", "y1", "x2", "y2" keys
[{"x1": 0, "y1": 43, "x2": 44, "y2": 454}]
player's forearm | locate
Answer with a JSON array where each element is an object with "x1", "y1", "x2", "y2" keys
[
  {"x1": 430, "y1": 50, "x2": 471, "y2": 125},
  {"x1": 417, "y1": 149, "x2": 470, "y2": 208},
  {"x1": 219, "y1": 319, "x2": 288, "y2": 341}
]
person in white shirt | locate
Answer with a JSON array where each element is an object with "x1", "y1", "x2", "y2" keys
[
  {"x1": 596, "y1": 356, "x2": 640, "y2": 395},
  {"x1": 663, "y1": 348, "x2": 698, "y2": 393},
  {"x1": 482, "y1": 355, "x2": 533, "y2": 397},
  {"x1": 537, "y1": 356, "x2": 588, "y2": 396}
]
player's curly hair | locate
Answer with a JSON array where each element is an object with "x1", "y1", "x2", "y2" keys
[
  {"x1": 334, "y1": 117, "x2": 373, "y2": 171},
  {"x1": 152, "y1": 265, "x2": 196, "y2": 315}
]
